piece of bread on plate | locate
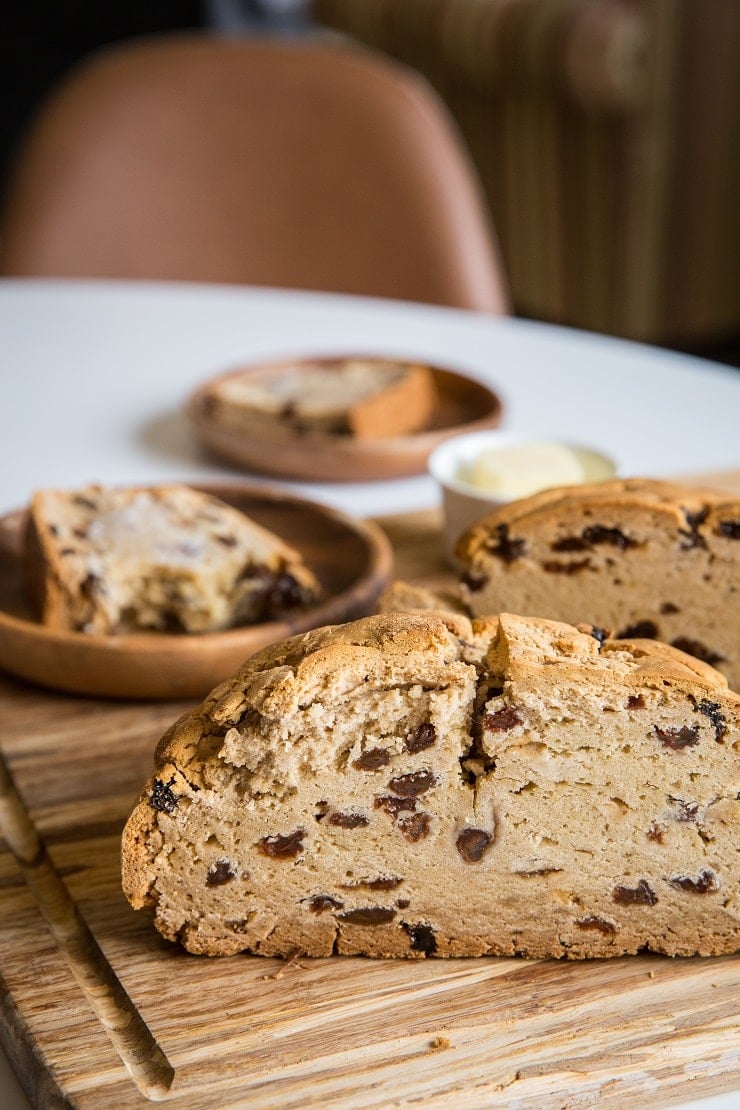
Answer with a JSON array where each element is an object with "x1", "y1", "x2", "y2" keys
[
  {"x1": 122, "y1": 610, "x2": 739, "y2": 958},
  {"x1": 455, "y1": 478, "x2": 740, "y2": 690},
  {"x1": 26, "y1": 484, "x2": 320, "y2": 635},
  {"x1": 199, "y1": 357, "x2": 438, "y2": 439},
  {"x1": 378, "y1": 579, "x2": 468, "y2": 615}
]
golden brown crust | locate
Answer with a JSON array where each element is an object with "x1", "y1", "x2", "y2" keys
[{"x1": 24, "y1": 495, "x2": 62, "y2": 626}]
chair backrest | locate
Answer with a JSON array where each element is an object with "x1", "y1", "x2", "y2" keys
[{"x1": 0, "y1": 34, "x2": 508, "y2": 313}]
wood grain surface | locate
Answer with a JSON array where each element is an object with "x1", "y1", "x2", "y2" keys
[{"x1": 1, "y1": 491, "x2": 739, "y2": 1109}]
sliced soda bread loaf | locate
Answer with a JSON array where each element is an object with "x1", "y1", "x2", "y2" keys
[
  {"x1": 456, "y1": 478, "x2": 740, "y2": 690},
  {"x1": 122, "y1": 610, "x2": 739, "y2": 958}
]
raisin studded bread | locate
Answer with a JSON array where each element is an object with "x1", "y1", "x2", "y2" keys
[
  {"x1": 199, "y1": 357, "x2": 438, "y2": 439},
  {"x1": 26, "y1": 484, "x2": 320, "y2": 634},
  {"x1": 456, "y1": 478, "x2": 740, "y2": 691},
  {"x1": 122, "y1": 610, "x2": 739, "y2": 958}
]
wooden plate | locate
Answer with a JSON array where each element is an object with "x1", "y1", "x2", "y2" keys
[
  {"x1": 187, "y1": 356, "x2": 504, "y2": 481},
  {"x1": 0, "y1": 484, "x2": 393, "y2": 700}
]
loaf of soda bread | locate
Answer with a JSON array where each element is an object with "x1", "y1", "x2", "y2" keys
[
  {"x1": 199, "y1": 357, "x2": 438, "y2": 439},
  {"x1": 26, "y1": 484, "x2": 320, "y2": 634},
  {"x1": 456, "y1": 478, "x2": 740, "y2": 690},
  {"x1": 122, "y1": 610, "x2": 739, "y2": 958}
]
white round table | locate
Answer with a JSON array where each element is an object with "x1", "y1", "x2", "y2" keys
[
  {"x1": 2, "y1": 278, "x2": 739, "y2": 517},
  {"x1": 1, "y1": 278, "x2": 738, "y2": 1110}
]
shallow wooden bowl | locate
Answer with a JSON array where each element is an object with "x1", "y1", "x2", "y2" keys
[
  {"x1": 187, "y1": 356, "x2": 503, "y2": 481},
  {"x1": 0, "y1": 484, "x2": 393, "y2": 700}
]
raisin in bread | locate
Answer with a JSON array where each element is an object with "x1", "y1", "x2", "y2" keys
[
  {"x1": 198, "y1": 357, "x2": 438, "y2": 439},
  {"x1": 122, "y1": 610, "x2": 739, "y2": 958},
  {"x1": 456, "y1": 478, "x2": 740, "y2": 690},
  {"x1": 26, "y1": 484, "x2": 320, "y2": 634}
]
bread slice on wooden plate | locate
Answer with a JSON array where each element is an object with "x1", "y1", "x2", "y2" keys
[
  {"x1": 122, "y1": 610, "x2": 739, "y2": 958},
  {"x1": 26, "y1": 484, "x2": 320, "y2": 634},
  {"x1": 455, "y1": 478, "x2": 740, "y2": 691},
  {"x1": 199, "y1": 357, "x2": 438, "y2": 440}
]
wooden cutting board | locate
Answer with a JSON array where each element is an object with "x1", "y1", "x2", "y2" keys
[{"x1": 1, "y1": 499, "x2": 739, "y2": 1110}]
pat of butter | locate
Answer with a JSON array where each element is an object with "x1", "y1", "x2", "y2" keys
[{"x1": 462, "y1": 442, "x2": 585, "y2": 498}]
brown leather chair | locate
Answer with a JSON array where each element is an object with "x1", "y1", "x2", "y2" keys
[{"x1": 0, "y1": 34, "x2": 508, "y2": 313}]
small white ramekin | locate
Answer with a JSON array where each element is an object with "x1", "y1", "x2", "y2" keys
[{"x1": 428, "y1": 430, "x2": 617, "y2": 562}]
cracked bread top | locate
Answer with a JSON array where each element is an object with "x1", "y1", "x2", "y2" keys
[{"x1": 122, "y1": 611, "x2": 739, "y2": 959}]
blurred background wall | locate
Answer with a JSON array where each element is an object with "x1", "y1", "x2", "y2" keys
[{"x1": 313, "y1": 0, "x2": 740, "y2": 361}]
